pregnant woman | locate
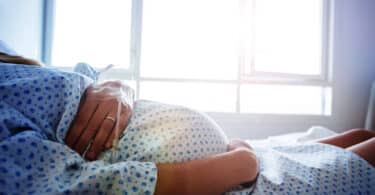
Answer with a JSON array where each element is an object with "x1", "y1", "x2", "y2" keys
[{"x1": 0, "y1": 43, "x2": 374, "y2": 195}]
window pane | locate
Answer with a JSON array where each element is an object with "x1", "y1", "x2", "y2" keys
[
  {"x1": 240, "y1": 84, "x2": 331, "y2": 115},
  {"x1": 140, "y1": 81, "x2": 236, "y2": 112},
  {"x1": 52, "y1": 0, "x2": 131, "y2": 68},
  {"x1": 141, "y1": 0, "x2": 238, "y2": 80},
  {"x1": 250, "y1": 0, "x2": 322, "y2": 75}
]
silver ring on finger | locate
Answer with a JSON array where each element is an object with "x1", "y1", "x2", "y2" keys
[{"x1": 104, "y1": 116, "x2": 116, "y2": 123}]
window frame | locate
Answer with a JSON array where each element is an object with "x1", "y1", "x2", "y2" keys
[
  {"x1": 42, "y1": 0, "x2": 334, "y2": 117},
  {"x1": 240, "y1": 0, "x2": 332, "y2": 83}
]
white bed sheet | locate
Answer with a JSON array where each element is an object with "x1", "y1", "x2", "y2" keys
[
  {"x1": 240, "y1": 126, "x2": 375, "y2": 195},
  {"x1": 247, "y1": 126, "x2": 337, "y2": 147}
]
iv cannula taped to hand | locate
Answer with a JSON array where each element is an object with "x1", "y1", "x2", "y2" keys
[{"x1": 82, "y1": 64, "x2": 134, "y2": 163}]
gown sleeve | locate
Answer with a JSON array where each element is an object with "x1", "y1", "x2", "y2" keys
[
  {"x1": 0, "y1": 129, "x2": 157, "y2": 194},
  {"x1": 0, "y1": 63, "x2": 158, "y2": 194}
]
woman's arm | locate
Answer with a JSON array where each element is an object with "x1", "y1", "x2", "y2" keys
[{"x1": 155, "y1": 147, "x2": 259, "y2": 195}]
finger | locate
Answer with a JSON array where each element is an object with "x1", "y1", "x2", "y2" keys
[
  {"x1": 85, "y1": 109, "x2": 117, "y2": 160},
  {"x1": 65, "y1": 90, "x2": 98, "y2": 148},
  {"x1": 101, "y1": 80, "x2": 122, "y2": 88},
  {"x1": 73, "y1": 100, "x2": 113, "y2": 154},
  {"x1": 103, "y1": 108, "x2": 130, "y2": 149},
  {"x1": 228, "y1": 139, "x2": 253, "y2": 151},
  {"x1": 104, "y1": 106, "x2": 131, "y2": 149},
  {"x1": 227, "y1": 144, "x2": 234, "y2": 152}
]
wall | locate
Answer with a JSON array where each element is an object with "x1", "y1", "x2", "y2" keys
[
  {"x1": 0, "y1": 0, "x2": 44, "y2": 60},
  {"x1": 331, "y1": 0, "x2": 375, "y2": 131},
  {"x1": 212, "y1": 0, "x2": 375, "y2": 139}
]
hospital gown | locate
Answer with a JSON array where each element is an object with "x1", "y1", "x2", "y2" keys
[
  {"x1": 1, "y1": 62, "x2": 375, "y2": 195},
  {"x1": 0, "y1": 63, "x2": 157, "y2": 194}
]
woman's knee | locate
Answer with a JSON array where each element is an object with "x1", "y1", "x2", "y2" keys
[
  {"x1": 365, "y1": 137, "x2": 375, "y2": 145},
  {"x1": 346, "y1": 129, "x2": 375, "y2": 139},
  {"x1": 347, "y1": 137, "x2": 375, "y2": 167}
]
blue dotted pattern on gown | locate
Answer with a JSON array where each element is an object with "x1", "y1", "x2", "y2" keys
[
  {"x1": 99, "y1": 100, "x2": 229, "y2": 164},
  {"x1": 248, "y1": 143, "x2": 375, "y2": 195},
  {"x1": 1, "y1": 61, "x2": 374, "y2": 195},
  {"x1": 0, "y1": 63, "x2": 157, "y2": 194},
  {"x1": 98, "y1": 94, "x2": 375, "y2": 194}
]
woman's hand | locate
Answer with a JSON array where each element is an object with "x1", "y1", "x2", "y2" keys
[
  {"x1": 65, "y1": 81, "x2": 134, "y2": 160},
  {"x1": 227, "y1": 138, "x2": 259, "y2": 189},
  {"x1": 227, "y1": 138, "x2": 253, "y2": 152}
]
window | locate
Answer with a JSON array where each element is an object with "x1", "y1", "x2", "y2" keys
[
  {"x1": 51, "y1": 0, "x2": 132, "y2": 68},
  {"x1": 49, "y1": 0, "x2": 332, "y2": 115},
  {"x1": 246, "y1": 0, "x2": 323, "y2": 76},
  {"x1": 141, "y1": 0, "x2": 238, "y2": 80}
]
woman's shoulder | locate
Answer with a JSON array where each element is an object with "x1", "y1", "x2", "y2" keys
[
  {"x1": 0, "y1": 63, "x2": 94, "y2": 90},
  {"x1": 0, "y1": 63, "x2": 94, "y2": 141}
]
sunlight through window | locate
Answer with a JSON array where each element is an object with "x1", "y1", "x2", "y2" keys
[
  {"x1": 250, "y1": 0, "x2": 323, "y2": 75},
  {"x1": 52, "y1": 0, "x2": 131, "y2": 68},
  {"x1": 51, "y1": 0, "x2": 331, "y2": 115},
  {"x1": 141, "y1": 0, "x2": 238, "y2": 80}
]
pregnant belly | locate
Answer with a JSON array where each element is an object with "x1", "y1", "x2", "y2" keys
[{"x1": 99, "y1": 100, "x2": 228, "y2": 163}]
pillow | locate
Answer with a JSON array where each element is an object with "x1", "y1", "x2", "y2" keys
[{"x1": 0, "y1": 40, "x2": 18, "y2": 55}]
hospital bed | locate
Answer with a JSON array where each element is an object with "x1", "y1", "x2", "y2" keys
[{"x1": 247, "y1": 126, "x2": 337, "y2": 147}]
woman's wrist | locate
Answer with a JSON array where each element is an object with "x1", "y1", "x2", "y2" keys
[{"x1": 155, "y1": 163, "x2": 189, "y2": 194}]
